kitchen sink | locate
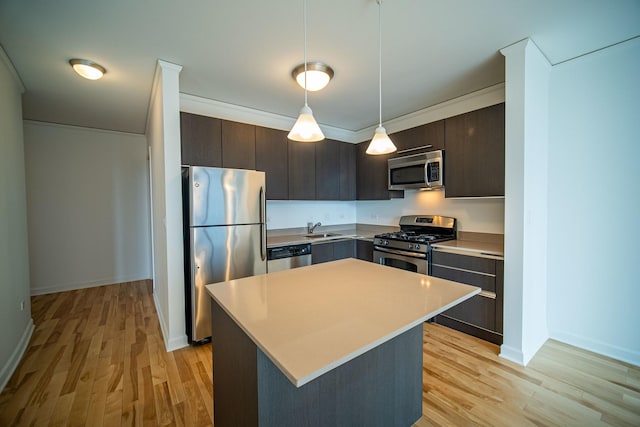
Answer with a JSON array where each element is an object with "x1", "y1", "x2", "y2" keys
[{"x1": 304, "y1": 233, "x2": 341, "y2": 239}]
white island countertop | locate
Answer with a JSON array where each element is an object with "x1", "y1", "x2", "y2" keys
[{"x1": 206, "y1": 258, "x2": 479, "y2": 387}]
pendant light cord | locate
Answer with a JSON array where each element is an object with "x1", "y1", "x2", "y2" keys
[
  {"x1": 303, "y1": 0, "x2": 308, "y2": 107},
  {"x1": 377, "y1": 0, "x2": 382, "y2": 127}
]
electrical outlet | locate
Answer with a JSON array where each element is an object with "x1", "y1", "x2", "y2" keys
[{"x1": 20, "y1": 300, "x2": 24, "y2": 311}]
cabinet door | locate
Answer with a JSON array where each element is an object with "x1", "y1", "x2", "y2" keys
[
  {"x1": 315, "y1": 139, "x2": 341, "y2": 200},
  {"x1": 356, "y1": 141, "x2": 404, "y2": 200},
  {"x1": 221, "y1": 120, "x2": 256, "y2": 170},
  {"x1": 255, "y1": 126, "x2": 288, "y2": 200},
  {"x1": 333, "y1": 240, "x2": 355, "y2": 260},
  {"x1": 391, "y1": 120, "x2": 444, "y2": 155},
  {"x1": 311, "y1": 242, "x2": 333, "y2": 264},
  {"x1": 339, "y1": 142, "x2": 356, "y2": 200},
  {"x1": 439, "y1": 295, "x2": 496, "y2": 331},
  {"x1": 288, "y1": 141, "x2": 316, "y2": 200},
  {"x1": 355, "y1": 239, "x2": 373, "y2": 262},
  {"x1": 444, "y1": 103, "x2": 505, "y2": 198},
  {"x1": 180, "y1": 112, "x2": 222, "y2": 167}
]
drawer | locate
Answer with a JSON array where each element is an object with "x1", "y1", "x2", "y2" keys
[
  {"x1": 432, "y1": 250, "x2": 496, "y2": 275},
  {"x1": 431, "y1": 265, "x2": 496, "y2": 293},
  {"x1": 439, "y1": 293, "x2": 496, "y2": 331}
]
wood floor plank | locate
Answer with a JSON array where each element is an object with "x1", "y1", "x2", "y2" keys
[{"x1": 1, "y1": 281, "x2": 639, "y2": 426}]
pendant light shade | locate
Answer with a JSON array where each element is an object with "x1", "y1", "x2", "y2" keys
[
  {"x1": 288, "y1": 105, "x2": 325, "y2": 142},
  {"x1": 366, "y1": 126, "x2": 396, "y2": 155},
  {"x1": 288, "y1": 0, "x2": 325, "y2": 142},
  {"x1": 366, "y1": 0, "x2": 396, "y2": 155}
]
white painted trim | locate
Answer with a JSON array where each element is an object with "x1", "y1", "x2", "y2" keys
[
  {"x1": 180, "y1": 93, "x2": 354, "y2": 142},
  {"x1": 499, "y1": 344, "x2": 526, "y2": 366},
  {"x1": 352, "y1": 83, "x2": 506, "y2": 142},
  {"x1": 22, "y1": 119, "x2": 145, "y2": 138},
  {"x1": 550, "y1": 328, "x2": 640, "y2": 367},
  {"x1": 0, "y1": 45, "x2": 25, "y2": 93},
  {"x1": 153, "y1": 291, "x2": 188, "y2": 352},
  {"x1": 0, "y1": 318, "x2": 34, "y2": 393},
  {"x1": 180, "y1": 83, "x2": 505, "y2": 144},
  {"x1": 30, "y1": 275, "x2": 152, "y2": 296}
]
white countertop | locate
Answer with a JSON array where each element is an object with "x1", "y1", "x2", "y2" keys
[{"x1": 206, "y1": 258, "x2": 479, "y2": 387}]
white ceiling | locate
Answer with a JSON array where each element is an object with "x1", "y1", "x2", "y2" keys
[{"x1": 1, "y1": 0, "x2": 638, "y2": 135}]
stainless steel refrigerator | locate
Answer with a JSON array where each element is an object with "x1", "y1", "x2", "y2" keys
[{"x1": 182, "y1": 166, "x2": 267, "y2": 343}]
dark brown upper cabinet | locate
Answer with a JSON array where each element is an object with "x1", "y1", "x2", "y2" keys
[
  {"x1": 390, "y1": 120, "x2": 445, "y2": 156},
  {"x1": 339, "y1": 142, "x2": 356, "y2": 200},
  {"x1": 255, "y1": 126, "x2": 289, "y2": 200},
  {"x1": 288, "y1": 141, "x2": 316, "y2": 200},
  {"x1": 180, "y1": 112, "x2": 222, "y2": 167},
  {"x1": 356, "y1": 141, "x2": 404, "y2": 200},
  {"x1": 315, "y1": 139, "x2": 341, "y2": 200},
  {"x1": 444, "y1": 103, "x2": 505, "y2": 198},
  {"x1": 221, "y1": 120, "x2": 256, "y2": 170}
]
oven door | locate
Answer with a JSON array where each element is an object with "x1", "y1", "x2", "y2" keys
[{"x1": 373, "y1": 247, "x2": 428, "y2": 275}]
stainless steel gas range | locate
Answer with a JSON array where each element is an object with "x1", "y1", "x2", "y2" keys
[{"x1": 373, "y1": 215, "x2": 457, "y2": 275}]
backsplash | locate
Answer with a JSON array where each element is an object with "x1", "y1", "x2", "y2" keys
[{"x1": 267, "y1": 190, "x2": 504, "y2": 234}]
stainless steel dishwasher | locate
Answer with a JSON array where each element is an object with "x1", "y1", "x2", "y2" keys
[{"x1": 267, "y1": 243, "x2": 312, "y2": 273}]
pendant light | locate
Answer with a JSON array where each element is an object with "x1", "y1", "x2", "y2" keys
[
  {"x1": 366, "y1": 0, "x2": 397, "y2": 155},
  {"x1": 288, "y1": 0, "x2": 325, "y2": 142}
]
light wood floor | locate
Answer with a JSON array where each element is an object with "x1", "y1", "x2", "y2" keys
[{"x1": 1, "y1": 281, "x2": 638, "y2": 426}]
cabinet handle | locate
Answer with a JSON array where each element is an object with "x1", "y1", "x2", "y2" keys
[{"x1": 396, "y1": 144, "x2": 433, "y2": 155}]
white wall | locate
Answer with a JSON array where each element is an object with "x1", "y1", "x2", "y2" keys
[
  {"x1": 356, "y1": 191, "x2": 504, "y2": 233},
  {"x1": 147, "y1": 60, "x2": 187, "y2": 351},
  {"x1": 23, "y1": 122, "x2": 151, "y2": 295},
  {"x1": 0, "y1": 49, "x2": 34, "y2": 392},
  {"x1": 547, "y1": 37, "x2": 640, "y2": 365}
]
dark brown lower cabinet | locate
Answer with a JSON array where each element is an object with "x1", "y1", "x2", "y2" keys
[
  {"x1": 431, "y1": 249, "x2": 503, "y2": 344},
  {"x1": 312, "y1": 240, "x2": 355, "y2": 264},
  {"x1": 355, "y1": 239, "x2": 374, "y2": 262}
]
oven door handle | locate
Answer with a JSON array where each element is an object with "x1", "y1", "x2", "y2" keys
[{"x1": 373, "y1": 246, "x2": 427, "y2": 259}]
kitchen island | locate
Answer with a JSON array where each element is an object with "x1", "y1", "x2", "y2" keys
[{"x1": 206, "y1": 258, "x2": 480, "y2": 427}]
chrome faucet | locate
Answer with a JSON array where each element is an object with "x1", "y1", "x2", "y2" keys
[{"x1": 307, "y1": 222, "x2": 322, "y2": 234}]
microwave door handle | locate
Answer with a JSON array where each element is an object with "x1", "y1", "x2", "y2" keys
[{"x1": 425, "y1": 160, "x2": 433, "y2": 187}]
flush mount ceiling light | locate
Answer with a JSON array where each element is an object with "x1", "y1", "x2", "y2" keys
[
  {"x1": 291, "y1": 61, "x2": 334, "y2": 91},
  {"x1": 69, "y1": 58, "x2": 106, "y2": 80},
  {"x1": 366, "y1": 0, "x2": 397, "y2": 155},
  {"x1": 288, "y1": 0, "x2": 325, "y2": 142}
]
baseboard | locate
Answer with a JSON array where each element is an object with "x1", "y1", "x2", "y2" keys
[
  {"x1": 153, "y1": 292, "x2": 188, "y2": 352},
  {"x1": 499, "y1": 344, "x2": 525, "y2": 366},
  {"x1": 30, "y1": 275, "x2": 152, "y2": 296},
  {"x1": 0, "y1": 318, "x2": 35, "y2": 394},
  {"x1": 549, "y1": 328, "x2": 640, "y2": 367}
]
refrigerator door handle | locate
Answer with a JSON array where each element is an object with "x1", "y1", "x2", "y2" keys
[{"x1": 259, "y1": 186, "x2": 266, "y2": 261}]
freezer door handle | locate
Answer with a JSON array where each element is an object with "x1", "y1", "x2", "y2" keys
[{"x1": 259, "y1": 186, "x2": 266, "y2": 261}]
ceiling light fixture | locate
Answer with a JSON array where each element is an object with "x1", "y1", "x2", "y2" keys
[
  {"x1": 69, "y1": 58, "x2": 106, "y2": 80},
  {"x1": 288, "y1": 0, "x2": 325, "y2": 142},
  {"x1": 291, "y1": 61, "x2": 334, "y2": 91},
  {"x1": 366, "y1": 0, "x2": 397, "y2": 155}
]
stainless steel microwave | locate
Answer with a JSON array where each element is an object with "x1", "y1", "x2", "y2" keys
[{"x1": 388, "y1": 150, "x2": 444, "y2": 190}]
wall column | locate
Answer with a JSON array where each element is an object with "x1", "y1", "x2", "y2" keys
[
  {"x1": 147, "y1": 59, "x2": 187, "y2": 351},
  {"x1": 500, "y1": 38, "x2": 551, "y2": 365}
]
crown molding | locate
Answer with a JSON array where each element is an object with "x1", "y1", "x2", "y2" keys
[
  {"x1": 180, "y1": 93, "x2": 355, "y2": 142},
  {"x1": 180, "y1": 83, "x2": 505, "y2": 145},
  {"x1": 351, "y1": 83, "x2": 506, "y2": 143},
  {"x1": 0, "y1": 44, "x2": 25, "y2": 93}
]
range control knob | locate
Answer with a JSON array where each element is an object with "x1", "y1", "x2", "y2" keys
[
  {"x1": 383, "y1": 240, "x2": 389, "y2": 245},
  {"x1": 407, "y1": 244, "x2": 413, "y2": 250},
  {"x1": 415, "y1": 244, "x2": 421, "y2": 250}
]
